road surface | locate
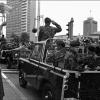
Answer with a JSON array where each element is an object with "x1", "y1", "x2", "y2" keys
[{"x1": 1, "y1": 64, "x2": 41, "y2": 100}]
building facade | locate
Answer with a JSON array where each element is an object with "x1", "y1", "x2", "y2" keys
[
  {"x1": 6, "y1": 0, "x2": 36, "y2": 41},
  {"x1": 83, "y1": 17, "x2": 97, "y2": 36}
]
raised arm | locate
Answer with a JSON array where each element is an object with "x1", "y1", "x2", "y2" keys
[{"x1": 51, "y1": 20, "x2": 62, "y2": 32}]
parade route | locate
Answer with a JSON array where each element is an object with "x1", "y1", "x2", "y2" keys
[
  {"x1": 0, "y1": 64, "x2": 40, "y2": 100},
  {"x1": 2, "y1": 71, "x2": 28, "y2": 100}
]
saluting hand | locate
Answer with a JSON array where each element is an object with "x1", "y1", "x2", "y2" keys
[{"x1": 51, "y1": 20, "x2": 57, "y2": 25}]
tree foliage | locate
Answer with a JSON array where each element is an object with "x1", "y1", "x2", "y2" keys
[
  {"x1": 10, "y1": 33, "x2": 20, "y2": 46},
  {"x1": 20, "y1": 32, "x2": 29, "y2": 45}
]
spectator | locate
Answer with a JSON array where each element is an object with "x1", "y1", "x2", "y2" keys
[
  {"x1": 0, "y1": 35, "x2": 6, "y2": 45},
  {"x1": 0, "y1": 35, "x2": 6, "y2": 50},
  {"x1": 32, "y1": 17, "x2": 62, "y2": 41}
]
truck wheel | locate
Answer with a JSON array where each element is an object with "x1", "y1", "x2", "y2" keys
[
  {"x1": 41, "y1": 83, "x2": 55, "y2": 100},
  {"x1": 19, "y1": 70, "x2": 27, "y2": 88}
]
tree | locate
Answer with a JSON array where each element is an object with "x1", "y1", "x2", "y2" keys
[
  {"x1": 20, "y1": 32, "x2": 29, "y2": 45},
  {"x1": 10, "y1": 33, "x2": 20, "y2": 46}
]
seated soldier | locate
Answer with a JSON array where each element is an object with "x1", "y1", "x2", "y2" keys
[
  {"x1": 64, "y1": 47, "x2": 78, "y2": 70},
  {"x1": 46, "y1": 40, "x2": 66, "y2": 67},
  {"x1": 84, "y1": 45, "x2": 99, "y2": 69}
]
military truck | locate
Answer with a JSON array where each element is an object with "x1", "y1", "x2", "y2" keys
[
  {"x1": 18, "y1": 38, "x2": 79, "y2": 100},
  {"x1": 18, "y1": 38, "x2": 100, "y2": 100}
]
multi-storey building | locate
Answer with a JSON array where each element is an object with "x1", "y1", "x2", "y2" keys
[
  {"x1": 6, "y1": 0, "x2": 36, "y2": 41},
  {"x1": 83, "y1": 17, "x2": 97, "y2": 36}
]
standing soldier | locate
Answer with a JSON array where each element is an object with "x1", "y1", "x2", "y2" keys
[{"x1": 32, "y1": 17, "x2": 62, "y2": 41}]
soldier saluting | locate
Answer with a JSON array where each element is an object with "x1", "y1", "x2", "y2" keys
[{"x1": 32, "y1": 17, "x2": 62, "y2": 41}]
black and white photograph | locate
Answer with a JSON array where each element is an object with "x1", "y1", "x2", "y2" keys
[{"x1": 0, "y1": 0, "x2": 100, "y2": 100}]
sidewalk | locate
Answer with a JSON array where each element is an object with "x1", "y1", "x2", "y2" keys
[
  {"x1": 3, "y1": 78, "x2": 21, "y2": 100},
  {"x1": 2, "y1": 73, "x2": 27, "y2": 100},
  {"x1": 0, "y1": 64, "x2": 27, "y2": 100}
]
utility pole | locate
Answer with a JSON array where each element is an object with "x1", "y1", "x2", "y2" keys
[
  {"x1": 36, "y1": 0, "x2": 40, "y2": 42},
  {"x1": 33, "y1": 0, "x2": 44, "y2": 42}
]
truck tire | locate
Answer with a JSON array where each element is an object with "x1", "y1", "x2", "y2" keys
[
  {"x1": 41, "y1": 83, "x2": 55, "y2": 100},
  {"x1": 19, "y1": 70, "x2": 27, "y2": 88}
]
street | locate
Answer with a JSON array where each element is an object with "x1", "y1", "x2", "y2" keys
[{"x1": 1, "y1": 64, "x2": 41, "y2": 100}]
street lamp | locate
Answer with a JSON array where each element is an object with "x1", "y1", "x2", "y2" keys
[
  {"x1": 36, "y1": 0, "x2": 40, "y2": 42},
  {"x1": 33, "y1": 0, "x2": 44, "y2": 42}
]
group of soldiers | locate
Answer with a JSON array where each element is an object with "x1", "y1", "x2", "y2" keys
[
  {"x1": 31, "y1": 17, "x2": 100, "y2": 71},
  {"x1": 44, "y1": 36, "x2": 100, "y2": 71}
]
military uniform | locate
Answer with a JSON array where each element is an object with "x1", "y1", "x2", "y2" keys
[{"x1": 38, "y1": 22, "x2": 62, "y2": 41}]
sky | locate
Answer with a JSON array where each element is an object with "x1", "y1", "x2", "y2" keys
[
  {"x1": 39, "y1": 1, "x2": 100, "y2": 36},
  {"x1": 0, "y1": 0, "x2": 100, "y2": 36}
]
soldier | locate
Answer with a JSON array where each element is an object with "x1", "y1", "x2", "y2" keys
[
  {"x1": 32, "y1": 17, "x2": 62, "y2": 41},
  {"x1": 46, "y1": 40, "x2": 66, "y2": 67},
  {"x1": 0, "y1": 35, "x2": 6, "y2": 50}
]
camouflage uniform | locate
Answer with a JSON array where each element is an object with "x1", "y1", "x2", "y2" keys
[{"x1": 38, "y1": 22, "x2": 62, "y2": 41}]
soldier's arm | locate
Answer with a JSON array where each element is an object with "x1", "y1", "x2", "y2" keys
[{"x1": 51, "y1": 20, "x2": 62, "y2": 32}]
